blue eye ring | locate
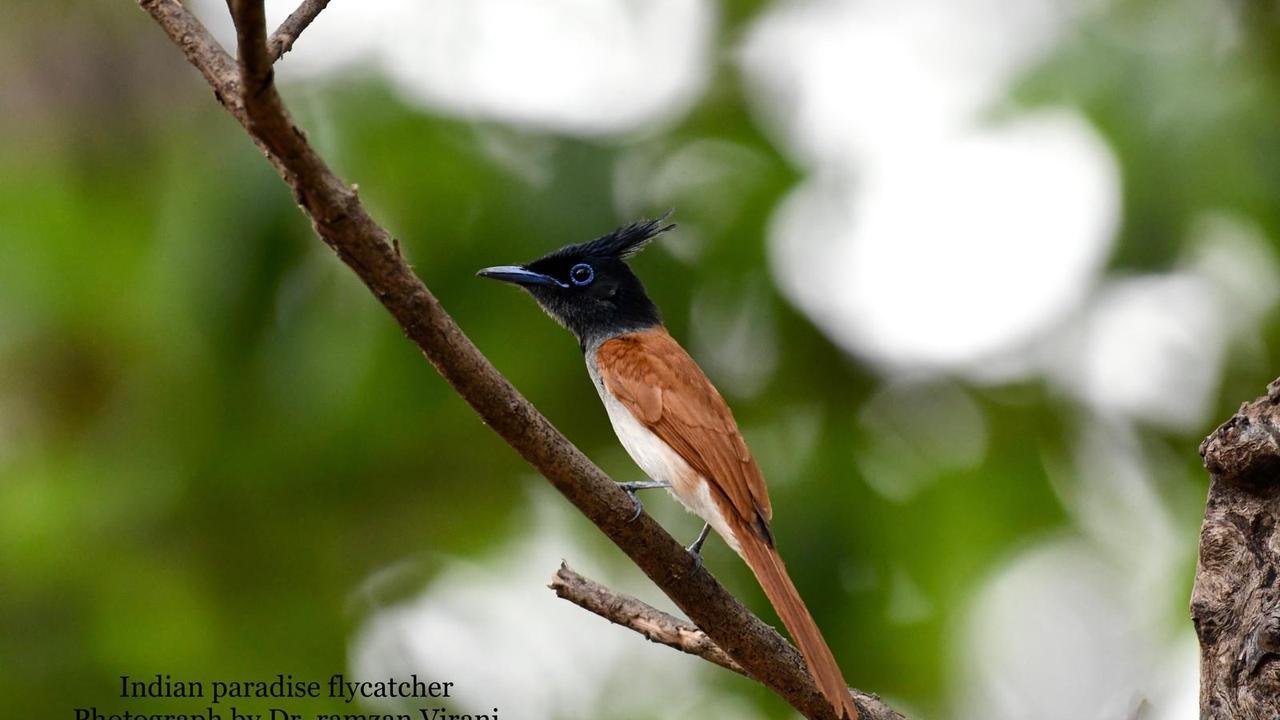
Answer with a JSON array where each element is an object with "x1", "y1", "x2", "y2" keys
[{"x1": 569, "y1": 263, "x2": 594, "y2": 286}]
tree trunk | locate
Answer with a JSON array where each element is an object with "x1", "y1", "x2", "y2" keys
[{"x1": 1194, "y1": 379, "x2": 1280, "y2": 718}]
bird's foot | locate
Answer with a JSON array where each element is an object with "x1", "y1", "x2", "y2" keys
[
  {"x1": 619, "y1": 480, "x2": 669, "y2": 521},
  {"x1": 687, "y1": 549, "x2": 704, "y2": 572},
  {"x1": 686, "y1": 523, "x2": 711, "y2": 570}
]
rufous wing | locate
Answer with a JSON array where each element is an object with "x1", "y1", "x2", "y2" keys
[{"x1": 596, "y1": 327, "x2": 772, "y2": 530}]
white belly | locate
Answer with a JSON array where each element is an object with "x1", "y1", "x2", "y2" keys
[{"x1": 588, "y1": 361, "x2": 740, "y2": 554}]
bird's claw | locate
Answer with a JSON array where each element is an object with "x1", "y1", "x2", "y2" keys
[
  {"x1": 626, "y1": 490, "x2": 645, "y2": 521},
  {"x1": 686, "y1": 544, "x2": 704, "y2": 571},
  {"x1": 618, "y1": 480, "x2": 668, "y2": 522},
  {"x1": 686, "y1": 523, "x2": 711, "y2": 570}
]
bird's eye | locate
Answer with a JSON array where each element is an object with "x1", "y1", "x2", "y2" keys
[{"x1": 569, "y1": 263, "x2": 594, "y2": 286}]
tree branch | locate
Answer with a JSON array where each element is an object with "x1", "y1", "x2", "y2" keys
[
  {"x1": 555, "y1": 563, "x2": 906, "y2": 717},
  {"x1": 137, "y1": 3, "x2": 893, "y2": 718},
  {"x1": 1194, "y1": 378, "x2": 1280, "y2": 718},
  {"x1": 550, "y1": 562, "x2": 749, "y2": 677},
  {"x1": 550, "y1": 564, "x2": 907, "y2": 720},
  {"x1": 268, "y1": 0, "x2": 330, "y2": 61}
]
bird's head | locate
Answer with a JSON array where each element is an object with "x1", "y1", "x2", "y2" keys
[{"x1": 478, "y1": 216, "x2": 673, "y2": 346}]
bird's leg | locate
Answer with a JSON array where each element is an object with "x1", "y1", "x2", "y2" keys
[
  {"x1": 686, "y1": 523, "x2": 712, "y2": 569},
  {"x1": 618, "y1": 480, "x2": 670, "y2": 521}
]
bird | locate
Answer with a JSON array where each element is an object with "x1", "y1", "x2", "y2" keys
[{"x1": 478, "y1": 217, "x2": 858, "y2": 720}]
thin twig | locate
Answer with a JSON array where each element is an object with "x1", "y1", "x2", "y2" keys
[
  {"x1": 137, "y1": 3, "x2": 897, "y2": 718},
  {"x1": 268, "y1": 0, "x2": 331, "y2": 62},
  {"x1": 551, "y1": 563, "x2": 748, "y2": 676},
  {"x1": 551, "y1": 564, "x2": 907, "y2": 720}
]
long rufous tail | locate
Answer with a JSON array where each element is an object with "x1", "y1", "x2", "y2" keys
[{"x1": 737, "y1": 525, "x2": 859, "y2": 720}]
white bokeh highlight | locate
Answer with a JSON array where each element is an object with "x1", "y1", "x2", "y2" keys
[
  {"x1": 957, "y1": 419, "x2": 1198, "y2": 720},
  {"x1": 740, "y1": 0, "x2": 1075, "y2": 170},
  {"x1": 742, "y1": 0, "x2": 1120, "y2": 376},
  {"x1": 1047, "y1": 212, "x2": 1280, "y2": 432},
  {"x1": 195, "y1": 0, "x2": 714, "y2": 136},
  {"x1": 347, "y1": 489, "x2": 756, "y2": 720},
  {"x1": 767, "y1": 111, "x2": 1119, "y2": 372},
  {"x1": 1057, "y1": 275, "x2": 1223, "y2": 431},
  {"x1": 957, "y1": 538, "x2": 1197, "y2": 720}
]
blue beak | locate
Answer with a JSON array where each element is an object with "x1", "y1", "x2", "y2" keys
[{"x1": 477, "y1": 265, "x2": 567, "y2": 288}]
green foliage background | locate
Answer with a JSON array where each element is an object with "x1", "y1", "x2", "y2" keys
[{"x1": 3, "y1": 1, "x2": 1279, "y2": 717}]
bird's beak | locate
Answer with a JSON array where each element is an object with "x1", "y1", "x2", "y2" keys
[{"x1": 476, "y1": 265, "x2": 566, "y2": 288}]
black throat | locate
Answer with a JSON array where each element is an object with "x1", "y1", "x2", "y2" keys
[{"x1": 523, "y1": 259, "x2": 662, "y2": 352}]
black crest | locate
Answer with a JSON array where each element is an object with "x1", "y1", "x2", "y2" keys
[{"x1": 546, "y1": 214, "x2": 675, "y2": 263}]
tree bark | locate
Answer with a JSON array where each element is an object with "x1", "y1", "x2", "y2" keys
[
  {"x1": 551, "y1": 563, "x2": 906, "y2": 720},
  {"x1": 1195, "y1": 378, "x2": 1280, "y2": 718}
]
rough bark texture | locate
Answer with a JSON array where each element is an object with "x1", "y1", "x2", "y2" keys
[
  {"x1": 551, "y1": 564, "x2": 907, "y2": 720},
  {"x1": 1195, "y1": 378, "x2": 1280, "y2": 719},
  {"x1": 136, "y1": 3, "x2": 888, "y2": 718},
  {"x1": 268, "y1": 0, "x2": 330, "y2": 60},
  {"x1": 551, "y1": 563, "x2": 750, "y2": 677}
]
